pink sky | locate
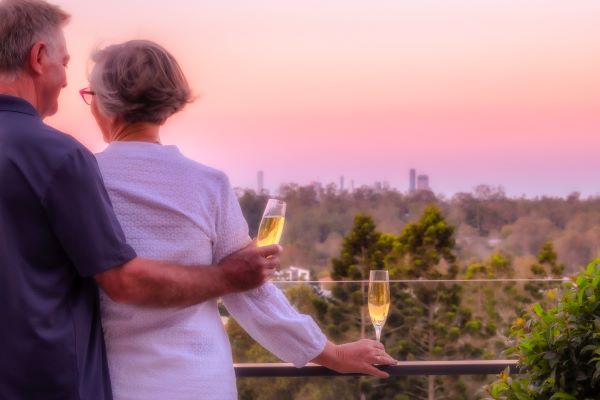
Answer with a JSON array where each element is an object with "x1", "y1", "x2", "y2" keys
[{"x1": 48, "y1": 0, "x2": 600, "y2": 197}]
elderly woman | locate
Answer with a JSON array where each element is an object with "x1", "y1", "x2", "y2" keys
[{"x1": 84, "y1": 40, "x2": 395, "y2": 400}]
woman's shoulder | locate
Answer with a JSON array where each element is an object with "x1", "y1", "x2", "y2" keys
[
  {"x1": 95, "y1": 142, "x2": 234, "y2": 193},
  {"x1": 176, "y1": 153, "x2": 230, "y2": 186}
]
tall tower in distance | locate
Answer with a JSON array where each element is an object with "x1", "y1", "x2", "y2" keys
[
  {"x1": 339, "y1": 176, "x2": 345, "y2": 192},
  {"x1": 416, "y1": 174, "x2": 430, "y2": 191},
  {"x1": 257, "y1": 170, "x2": 264, "y2": 193},
  {"x1": 409, "y1": 169, "x2": 416, "y2": 193}
]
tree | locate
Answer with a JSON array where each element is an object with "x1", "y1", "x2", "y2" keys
[
  {"x1": 531, "y1": 241, "x2": 565, "y2": 277},
  {"x1": 315, "y1": 214, "x2": 396, "y2": 399},
  {"x1": 326, "y1": 214, "x2": 392, "y2": 340},
  {"x1": 393, "y1": 206, "x2": 458, "y2": 279},
  {"x1": 366, "y1": 206, "x2": 469, "y2": 400},
  {"x1": 230, "y1": 184, "x2": 600, "y2": 398}
]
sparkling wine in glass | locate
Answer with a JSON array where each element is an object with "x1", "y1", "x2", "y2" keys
[
  {"x1": 257, "y1": 199, "x2": 286, "y2": 247},
  {"x1": 368, "y1": 270, "x2": 390, "y2": 342}
]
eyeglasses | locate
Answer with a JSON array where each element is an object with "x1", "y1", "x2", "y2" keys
[{"x1": 79, "y1": 88, "x2": 95, "y2": 105}]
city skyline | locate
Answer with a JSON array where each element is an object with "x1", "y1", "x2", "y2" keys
[
  {"x1": 250, "y1": 170, "x2": 592, "y2": 200},
  {"x1": 46, "y1": 0, "x2": 600, "y2": 198}
]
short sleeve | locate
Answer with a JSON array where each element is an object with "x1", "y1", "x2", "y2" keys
[
  {"x1": 42, "y1": 147, "x2": 136, "y2": 277},
  {"x1": 212, "y1": 175, "x2": 251, "y2": 263}
]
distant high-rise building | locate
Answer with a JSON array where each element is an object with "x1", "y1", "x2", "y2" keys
[
  {"x1": 340, "y1": 176, "x2": 345, "y2": 192},
  {"x1": 409, "y1": 169, "x2": 416, "y2": 193},
  {"x1": 416, "y1": 174, "x2": 430, "y2": 191},
  {"x1": 257, "y1": 170, "x2": 264, "y2": 193}
]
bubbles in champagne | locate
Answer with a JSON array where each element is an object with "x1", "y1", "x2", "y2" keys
[
  {"x1": 368, "y1": 282, "x2": 390, "y2": 327},
  {"x1": 257, "y1": 216, "x2": 285, "y2": 247}
]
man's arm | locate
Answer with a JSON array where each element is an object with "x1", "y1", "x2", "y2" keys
[{"x1": 95, "y1": 243, "x2": 281, "y2": 307}]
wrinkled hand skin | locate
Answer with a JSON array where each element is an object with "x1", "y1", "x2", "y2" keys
[{"x1": 219, "y1": 243, "x2": 282, "y2": 292}]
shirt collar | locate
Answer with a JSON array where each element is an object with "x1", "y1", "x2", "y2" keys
[{"x1": 0, "y1": 94, "x2": 39, "y2": 117}]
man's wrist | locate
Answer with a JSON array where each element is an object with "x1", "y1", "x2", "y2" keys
[{"x1": 213, "y1": 265, "x2": 234, "y2": 296}]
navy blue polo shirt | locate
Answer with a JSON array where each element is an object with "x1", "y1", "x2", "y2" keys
[{"x1": 0, "y1": 95, "x2": 136, "y2": 400}]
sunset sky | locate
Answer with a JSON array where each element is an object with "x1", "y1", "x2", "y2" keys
[{"x1": 47, "y1": 0, "x2": 600, "y2": 197}]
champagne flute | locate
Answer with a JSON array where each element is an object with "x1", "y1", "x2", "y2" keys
[
  {"x1": 257, "y1": 199, "x2": 286, "y2": 247},
  {"x1": 368, "y1": 270, "x2": 390, "y2": 342}
]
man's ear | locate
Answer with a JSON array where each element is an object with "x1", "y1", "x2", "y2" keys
[{"x1": 28, "y1": 42, "x2": 46, "y2": 75}]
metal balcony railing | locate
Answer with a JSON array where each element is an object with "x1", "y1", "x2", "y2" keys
[
  {"x1": 233, "y1": 279, "x2": 555, "y2": 381},
  {"x1": 235, "y1": 360, "x2": 519, "y2": 378}
]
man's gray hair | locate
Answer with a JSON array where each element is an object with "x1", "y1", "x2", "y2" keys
[
  {"x1": 0, "y1": 0, "x2": 70, "y2": 75},
  {"x1": 90, "y1": 40, "x2": 193, "y2": 125}
]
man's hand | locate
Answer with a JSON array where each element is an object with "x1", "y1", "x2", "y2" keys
[
  {"x1": 219, "y1": 242, "x2": 282, "y2": 293},
  {"x1": 311, "y1": 339, "x2": 397, "y2": 378}
]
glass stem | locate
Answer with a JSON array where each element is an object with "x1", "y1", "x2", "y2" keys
[{"x1": 375, "y1": 325, "x2": 382, "y2": 342}]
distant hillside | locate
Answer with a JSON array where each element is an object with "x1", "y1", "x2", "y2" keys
[{"x1": 238, "y1": 184, "x2": 600, "y2": 276}]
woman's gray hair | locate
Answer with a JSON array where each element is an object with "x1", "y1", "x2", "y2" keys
[
  {"x1": 90, "y1": 40, "x2": 193, "y2": 125},
  {"x1": 0, "y1": 0, "x2": 70, "y2": 75}
]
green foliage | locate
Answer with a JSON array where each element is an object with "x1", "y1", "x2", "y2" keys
[
  {"x1": 532, "y1": 242, "x2": 565, "y2": 277},
  {"x1": 319, "y1": 214, "x2": 396, "y2": 342},
  {"x1": 465, "y1": 319, "x2": 483, "y2": 334},
  {"x1": 538, "y1": 242, "x2": 558, "y2": 265},
  {"x1": 530, "y1": 263, "x2": 545, "y2": 276},
  {"x1": 485, "y1": 260, "x2": 600, "y2": 400},
  {"x1": 395, "y1": 206, "x2": 458, "y2": 278},
  {"x1": 490, "y1": 253, "x2": 513, "y2": 278},
  {"x1": 311, "y1": 206, "x2": 474, "y2": 399},
  {"x1": 331, "y1": 214, "x2": 387, "y2": 280},
  {"x1": 237, "y1": 184, "x2": 600, "y2": 274},
  {"x1": 371, "y1": 206, "x2": 469, "y2": 399},
  {"x1": 465, "y1": 262, "x2": 490, "y2": 279},
  {"x1": 233, "y1": 187, "x2": 598, "y2": 399},
  {"x1": 485, "y1": 321, "x2": 497, "y2": 336}
]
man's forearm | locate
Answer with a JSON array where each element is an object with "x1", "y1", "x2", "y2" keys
[
  {"x1": 97, "y1": 257, "x2": 230, "y2": 307},
  {"x1": 95, "y1": 244, "x2": 281, "y2": 307}
]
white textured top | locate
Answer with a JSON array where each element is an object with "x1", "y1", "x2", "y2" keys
[{"x1": 96, "y1": 142, "x2": 326, "y2": 400}]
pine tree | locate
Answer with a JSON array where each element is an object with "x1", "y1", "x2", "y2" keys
[
  {"x1": 379, "y1": 206, "x2": 468, "y2": 400},
  {"x1": 325, "y1": 213, "x2": 391, "y2": 340}
]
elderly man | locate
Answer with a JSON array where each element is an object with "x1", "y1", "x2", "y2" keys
[{"x1": 0, "y1": 1, "x2": 281, "y2": 399}]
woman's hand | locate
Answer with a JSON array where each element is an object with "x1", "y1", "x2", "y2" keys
[{"x1": 311, "y1": 339, "x2": 397, "y2": 378}]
